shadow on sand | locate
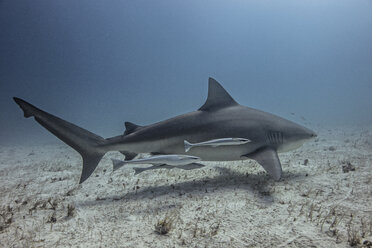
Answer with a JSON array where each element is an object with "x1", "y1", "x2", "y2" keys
[{"x1": 77, "y1": 166, "x2": 307, "y2": 208}]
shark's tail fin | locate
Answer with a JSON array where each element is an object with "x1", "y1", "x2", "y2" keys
[
  {"x1": 184, "y1": 140, "x2": 192, "y2": 152},
  {"x1": 13, "y1": 97, "x2": 108, "y2": 184},
  {"x1": 111, "y1": 159, "x2": 127, "y2": 171}
]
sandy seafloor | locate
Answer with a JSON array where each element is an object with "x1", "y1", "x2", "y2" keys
[{"x1": 0, "y1": 126, "x2": 371, "y2": 248}]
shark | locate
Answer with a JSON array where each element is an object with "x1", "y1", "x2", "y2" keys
[{"x1": 13, "y1": 77, "x2": 316, "y2": 184}]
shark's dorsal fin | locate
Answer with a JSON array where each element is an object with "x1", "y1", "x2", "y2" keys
[
  {"x1": 198, "y1": 78, "x2": 238, "y2": 111},
  {"x1": 124, "y1": 122, "x2": 142, "y2": 135}
]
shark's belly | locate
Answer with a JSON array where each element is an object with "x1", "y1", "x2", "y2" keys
[
  {"x1": 172, "y1": 146, "x2": 257, "y2": 161},
  {"x1": 127, "y1": 136, "x2": 261, "y2": 161},
  {"x1": 119, "y1": 114, "x2": 267, "y2": 160}
]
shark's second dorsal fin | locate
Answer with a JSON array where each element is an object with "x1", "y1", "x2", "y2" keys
[
  {"x1": 124, "y1": 122, "x2": 142, "y2": 135},
  {"x1": 198, "y1": 78, "x2": 238, "y2": 111}
]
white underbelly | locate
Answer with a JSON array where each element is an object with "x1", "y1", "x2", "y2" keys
[{"x1": 113, "y1": 137, "x2": 260, "y2": 161}]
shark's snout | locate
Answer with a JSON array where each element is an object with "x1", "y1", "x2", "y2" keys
[
  {"x1": 278, "y1": 124, "x2": 317, "y2": 153},
  {"x1": 301, "y1": 126, "x2": 317, "y2": 140}
]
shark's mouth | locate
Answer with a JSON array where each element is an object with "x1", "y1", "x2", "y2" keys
[{"x1": 277, "y1": 139, "x2": 308, "y2": 153}]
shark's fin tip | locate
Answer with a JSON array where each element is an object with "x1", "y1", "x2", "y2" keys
[
  {"x1": 243, "y1": 147, "x2": 282, "y2": 181},
  {"x1": 13, "y1": 97, "x2": 36, "y2": 118},
  {"x1": 198, "y1": 78, "x2": 238, "y2": 111},
  {"x1": 124, "y1": 122, "x2": 142, "y2": 135}
]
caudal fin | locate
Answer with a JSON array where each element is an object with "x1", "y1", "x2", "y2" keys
[
  {"x1": 13, "y1": 97, "x2": 107, "y2": 184},
  {"x1": 184, "y1": 140, "x2": 192, "y2": 152}
]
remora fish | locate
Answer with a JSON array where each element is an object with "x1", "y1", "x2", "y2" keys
[
  {"x1": 184, "y1": 138, "x2": 250, "y2": 152},
  {"x1": 111, "y1": 155, "x2": 201, "y2": 171},
  {"x1": 132, "y1": 163, "x2": 205, "y2": 175},
  {"x1": 13, "y1": 77, "x2": 316, "y2": 183}
]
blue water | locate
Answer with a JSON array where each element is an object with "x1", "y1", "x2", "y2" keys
[{"x1": 1, "y1": 0, "x2": 371, "y2": 145}]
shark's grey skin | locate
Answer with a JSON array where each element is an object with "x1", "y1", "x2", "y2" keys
[{"x1": 13, "y1": 78, "x2": 316, "y2": 184}]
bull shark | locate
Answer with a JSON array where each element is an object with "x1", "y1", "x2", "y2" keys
[{"x1": 13, "y1": 77, "x2": 316, "y2": 184}]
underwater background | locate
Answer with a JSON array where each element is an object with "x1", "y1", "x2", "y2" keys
[
  {"x1": 1, "y1": 0, "x2": 371, "y2": 144},
  {"x1": 1, "y1": 2, "x2": 372, "y2": 247}
]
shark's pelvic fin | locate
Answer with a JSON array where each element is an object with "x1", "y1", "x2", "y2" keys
[
  {"x1": 124, "y1": 121, "x2": 142, "y2": 135},
  {"x1": 243, "y1": 147, "x2": 282, "y2": 181},
  {"x1": 120, "y1": 151, "x2": 137, "y2": 161},
  {"x1": 198, "y1": 77, "x2": 238, "y2": 111},
  {"x1": 13, "y1": 97, "x2": 107, "y2": 184}
]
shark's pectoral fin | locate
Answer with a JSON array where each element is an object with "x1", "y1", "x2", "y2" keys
[{"x1": 243, "y1": 147, "x2": 282, "y2": 181}]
